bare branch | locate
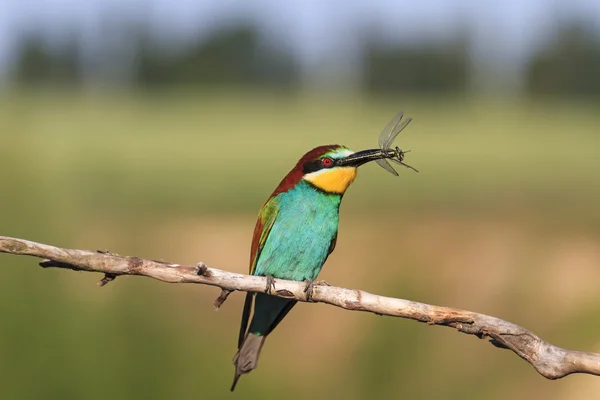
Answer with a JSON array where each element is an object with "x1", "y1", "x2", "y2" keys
[
  {"x1": 1, "y1": 235, "x2": 599, "y2": 380},
  {"x1": 214, "y1": 289, "x2": 233, "y2": 309}
]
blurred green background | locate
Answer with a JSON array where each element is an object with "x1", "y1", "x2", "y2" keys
[{"x1": 2, "y1": 2, "x2": 600, "y2": 399}]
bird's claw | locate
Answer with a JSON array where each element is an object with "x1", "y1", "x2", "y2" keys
[
  {"x1": 265, "y1": 275, "x2": 276, "y2": 294},
  {"x1": 489, "y1": 338, "x2": 509, "y2": 349},
  {"x1": 304, "y1": 279, "x2": 315, "y2": 302}
]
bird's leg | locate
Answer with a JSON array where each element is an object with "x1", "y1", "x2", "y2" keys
[
  {"x1": 265, "y1": 275, "x2": 276, "y2": 294},
  {"x1": 304, "y1": 279, "x2": 315, "y2": 302}
]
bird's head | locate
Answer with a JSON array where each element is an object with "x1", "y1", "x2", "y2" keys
[{"x1": 273, "y1": 144, "x2": 396, "y2": 196}]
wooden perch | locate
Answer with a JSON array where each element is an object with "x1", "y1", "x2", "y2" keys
[{"x1": 1, "y1": 235, "x2": 600, "y2": 380}]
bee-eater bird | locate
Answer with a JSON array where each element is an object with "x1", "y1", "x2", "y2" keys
[{"x1": 231, "y1": 143, "x2": 411, "y2": 391}]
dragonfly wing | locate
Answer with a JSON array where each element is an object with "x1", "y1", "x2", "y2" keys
[
  {"x1": 376, "y1": 158, "x2": 399, "y2": 176},
  {"x1": 376, "y1": 111, "x2": 416, "y2": 175},
  {"x1": 385, "y1": 116, "x2": 412, "y2": 149},
  {"x1": 389, "y1": 157, "x2": 419, "y2": 172},
  {"x1": 378, "y1": 111, "x2": 405, "y2": 149}
]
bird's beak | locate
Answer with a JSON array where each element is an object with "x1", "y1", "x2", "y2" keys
[{"x1": 336, "y1": 149, "x2": 387, "y2": 167}]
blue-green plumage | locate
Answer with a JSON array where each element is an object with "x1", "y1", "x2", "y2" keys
[
  {"x1": 231, "y1": 144, "x2": 363, "y2": 391},
  {"x1": 231, "y1": 115, "x2": 416, "y2": 391},
  {"x1": 249, "y1": 181, "x2": 340, "y2": 336},
  {"x1": 254, "y1": 181, "x2": 340, "y2": 281}
]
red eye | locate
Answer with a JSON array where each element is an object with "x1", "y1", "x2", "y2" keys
[{"x1": 322, "y1": 158, "x2": 333, "y2": 167}]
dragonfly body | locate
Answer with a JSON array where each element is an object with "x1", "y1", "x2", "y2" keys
[{"x1": 376, "y1": 112, "x2": 418, "y2": 174}]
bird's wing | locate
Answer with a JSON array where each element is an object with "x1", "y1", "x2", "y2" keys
[
  {"x1": 237, "y1": 293, "x2": 254, "y2": 348},
  {"x1": 264, "y1": 228, "x2": 337, "y2": 337},
  {"x1": 238, "y1": 197, "x2": 279, "y2": 348},
  {"x1": 328, "y1": 232, "x2": 338, "y2": 256},
  {"x1": 249, "y1": 197, "x2": 279, "y2": 275}
]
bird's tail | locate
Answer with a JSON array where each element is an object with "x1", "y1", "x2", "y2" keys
[{"x1": 230, "y1": 333, "x2": 266, "y2": 391}]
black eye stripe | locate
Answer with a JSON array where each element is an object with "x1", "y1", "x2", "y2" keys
[
  {"x1": 303, "y1": 157, "x2": 337, "y2": 174},
  {"x1": 303, "y1": 160, "x2": 323, "y2": 174}
]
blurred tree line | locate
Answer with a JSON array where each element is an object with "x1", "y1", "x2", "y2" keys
[
  {"x1": 525, "y1": 22, "x2": 600, "y2": 97},
  {"x1": 132, "y1": 25, "x2": 298, "y2": 90},
  {"x1": 9, "y1": 20, "x2": 600, "y2": 97},
  {"x1": 361, "y1": 34, "x2": 469, "y2": 95}
]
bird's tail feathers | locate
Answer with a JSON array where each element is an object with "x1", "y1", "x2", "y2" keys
[{"x1": 231, "y1": 333, "x2": 266, "y2": 392}]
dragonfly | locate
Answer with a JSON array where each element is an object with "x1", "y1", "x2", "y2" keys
[{"x1": 375, "y1": 111, "x2": 419, "y2": 175}]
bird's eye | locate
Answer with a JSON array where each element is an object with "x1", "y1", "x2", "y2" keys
[{"x1": 322, "y1": 157, "x2": 334, "y2": 168}]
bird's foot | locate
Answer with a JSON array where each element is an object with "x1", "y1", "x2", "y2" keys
[
  {"x1": 304, "y1": 279, "x2": 315, "y2": 302},
  {"x1": 265, "y1": 275, "x2": 276, "y2": 294},
  {"x1": 489, "y1": 338, "x2": 509, "y2": 349}
]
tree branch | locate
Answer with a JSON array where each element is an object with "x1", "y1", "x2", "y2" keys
[{"x1": 1, "y1": 235, "x2": 599, "y2": 380}]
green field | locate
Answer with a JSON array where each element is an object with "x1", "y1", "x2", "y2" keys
[
  {"x1": 1, "y1": 92, "x2": 600, "y2": 399},
  {"x1": 2, "y1": 92, "x2": 600, "y2": 217}
]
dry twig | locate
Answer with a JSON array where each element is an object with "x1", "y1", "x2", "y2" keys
[{"x1": 1, "y1": 235, "x2": 599, "y2": 380}]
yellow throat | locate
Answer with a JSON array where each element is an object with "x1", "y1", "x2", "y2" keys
[{"x1": 304, "y1": 167, "x2": 357, "y2": 194}]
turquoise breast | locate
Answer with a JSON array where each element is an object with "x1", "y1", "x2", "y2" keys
[{"x1": 253, "y1": 180, "x2": 341, "y2": 281}]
